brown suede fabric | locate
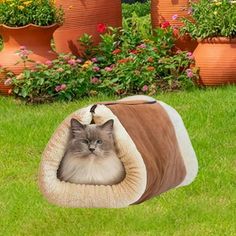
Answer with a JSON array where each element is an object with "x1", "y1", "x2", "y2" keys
[{"x1": 102, "y1": 101, "x2": 187, "y2": 204}]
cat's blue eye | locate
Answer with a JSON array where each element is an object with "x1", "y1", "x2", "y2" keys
[
  {"x1": 96, "y1": 140, "x2": 103, "y2": 144},
  {"x1": 81, "y1": 139, "x2": 89, "y2": 144}
]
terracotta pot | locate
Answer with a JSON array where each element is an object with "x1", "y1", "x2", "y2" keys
[
  {"x1": 54, "y1": 0, "x2": 122, "y2": 56},
  {"x1": 0, "y1": 24, "x2": 58, "y2": 95},
  {"x1": 193, "y1": 37, "x2": 236, "y2": 86},
  {"x1": 151, "y1": 0, "x2": 198, "y2": 52}
]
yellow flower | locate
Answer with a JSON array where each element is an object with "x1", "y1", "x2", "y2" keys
[
  {"x1": 214, "y1": 11, "x2": 217, "y2": 15},
  {"x1": 23, "y1": 1, "x2": 32, "y2": 6},
  {"x1": 18, "y1": 5, "x2": 24, "y2": 10},
  {"x1": 82, "y1": 61, "x2": 92, "y2": 69},
  {"x1": 215, "y1": 2, "x2": 222, "y2": 6},
  {"x1": 85, "y1": 60, "x2": 92, "y2": 64}
]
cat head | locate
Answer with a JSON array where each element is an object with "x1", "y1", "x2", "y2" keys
[{"x1": 68, "y1": 118, "x2": 115, "y2": 158}]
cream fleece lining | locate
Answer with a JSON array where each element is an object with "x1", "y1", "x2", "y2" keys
[{"x1": 38, "y1": 105, "x2": 147, "y2": 208}]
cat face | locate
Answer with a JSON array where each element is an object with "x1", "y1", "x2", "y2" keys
[{"x1": 68, "y1": 118, "x2": 115, "y2": 158}]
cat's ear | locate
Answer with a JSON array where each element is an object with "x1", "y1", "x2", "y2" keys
[
  {"x1": 70, "y1": 118, "x2": 85, "y2": 136},
  {"x1": 100, "y1": 119, "x2": 114, "y2": 134}
]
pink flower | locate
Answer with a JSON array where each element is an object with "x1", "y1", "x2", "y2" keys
[
  {"x1": 97, "y1": 23, "x2": 107, "y2": 33},
  {"x1": 172, "y1": 14, "x2": 178, "y2": 20},
  {"x1": 20, "y1": 46, "x2": 26, "y2": 50},
  {"x1": 45, "y1": 60, "x2": 53, "y2": 66},
  {"x1": 161, "y1": 21, "x2": 171, "y2": 29},
  {"x1": 90, "y1": 77, "x2": 101, "y2": 84},
  {"x1": 104, "y1": 66, "x2": 113, "y2": 72},
  {"x1": 76, "y1": 58, "x2": 82, "y2": 63},
  {"x1": 186, "y1": 52, "x2": 194, "y2": 60},
  {"x1": 187, "y1": 7, "x2": 193, "y2": 15},
  {"x1": 93, "y1": 66, "x2": 100, "y2": 72},
  {"x1": 18, "y1": 49, "x2": 30, "y2": 57},
  {"x1": 60, "y1": 84, "x2": 67, "y2": 91},
  {"x1": 91, "y1": 58, "x2": 98, "y2": 63},
  {"x1": 142, "y1": 85, "x2": 149, "y2": 92},
  {"x1": 55, "y1": 84, "x2": 67, "y2": 92},
  {"x1": 55, "y1": 85, "x2": 61, "y2": 92},
  {"x1": 176, "y1": 50, "x2": 182, "y2": 54},
  {"x1": 4, "y1": 78, "x2": 12, "y2": 86},
  {"x1": 186, "y1": 69, "x2": 194, "y2": 78},
  {"x1": 137, "y1": 43, "x2": 146, "y2": 49},
  {"x1": 68, "y1": 59, "x2": 77, "y2": 66}
]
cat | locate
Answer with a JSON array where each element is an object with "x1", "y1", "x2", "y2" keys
[{"x1": 57, "y1": 118, "x2": 125, "y2": 185}]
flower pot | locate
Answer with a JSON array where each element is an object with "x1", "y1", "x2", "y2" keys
[
  {"x1": 54, "y1": 0, "x2": 122, "y2": 56},
  {"x1": 193, "y1": 37, "x2": 236, "y2": 86},
  {"x1": 0, "y1": 24, "x2": 59, "y2": 95},
  {"x1": 151, "y1": 0, "x2": 198, "y2": 52}
]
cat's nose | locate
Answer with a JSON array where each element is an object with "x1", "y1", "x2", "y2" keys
[{"x1": 89, "y1": 147, "x2": 95, "y2": 152}]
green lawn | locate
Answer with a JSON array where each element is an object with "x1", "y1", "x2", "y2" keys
[{"x1": 0, "y1": 86, "x2": 235, "y2": 236}]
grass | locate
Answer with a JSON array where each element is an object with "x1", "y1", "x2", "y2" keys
[{"x1": 0, "y1": 86, "x2": 235, "y2": 236}]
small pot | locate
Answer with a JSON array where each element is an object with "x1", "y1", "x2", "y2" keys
[{"x1": 193, "y1": 37, "x2": 236, "y2": 86}]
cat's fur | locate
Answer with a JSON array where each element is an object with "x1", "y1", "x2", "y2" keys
[{"x1": 57, "y1": 119, "x2": 125, "y2": 185}]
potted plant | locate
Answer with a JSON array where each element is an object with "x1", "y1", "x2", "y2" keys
[
  {"x1": 0, "y1": 0, "x2": 63, "y2": 95},
  {"x1": 151, "y1": 0, "x2": 198, "y2": 52},
  {"x1": 53, "y1": 0, "x2": 122, "y2": 56},
  {"x1": 181, "y1": 0, "x2": 236, "y2": 85}
]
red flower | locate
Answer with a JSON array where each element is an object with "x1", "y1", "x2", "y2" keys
[
  {"x1": 97, "y1": 23, "x2": 107, "y2": 33},
  {"x1": 112, "y1": 49, "x2": 121, "y2": 55},
  {"x1": 130, "y1": 49, "x2": 139, "y2": 55},
  {"x1": 161, "y1": 21, "x2": 171, "y2": 29}
]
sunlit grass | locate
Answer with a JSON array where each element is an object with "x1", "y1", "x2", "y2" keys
[{"x1": 0, "y1": 86, "x2": 235, "y2": 236}]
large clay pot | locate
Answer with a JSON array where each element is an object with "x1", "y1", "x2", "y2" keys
[
  {"x1": 193, "y1": 37, "x2": 236, "y2": 86},
  {"x1": 151, "y1": 0, "x2": 198, "y2": 52},
  {"x1": 0, "y1": 24, "x2": 58, "y2": 95},
  {"x1": 54, "y1": 0, "x2": 122, "y2": 56}
]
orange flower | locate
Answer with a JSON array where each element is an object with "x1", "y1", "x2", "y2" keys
[
  {"x1": 147, "y1": 66, "x2": 155, "y2": 71},
  {"x1": 117, "y1": 58, "x2": 133, "y2": 64},
  {"x1": 8, "y1": 89, "x2": 12, "y2": 95},
  {"x1": 147, "y1": 57, "x2": 154, "y2": 63},
  {"x1": 112, "y1": 49, "x2": 121, "y2": 55}
]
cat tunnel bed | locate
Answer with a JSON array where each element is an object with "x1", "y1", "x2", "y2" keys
[{"x1": 39, "y1": 96, "x2": 198, "y2": 208}]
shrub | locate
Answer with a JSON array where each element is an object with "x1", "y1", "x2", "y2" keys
[
  {"x1": 122, "y1": 1, "x2": 150, "y2": 18},
  {"x1": 2, "y1": 15, "x2": 198, "y2": 103}
]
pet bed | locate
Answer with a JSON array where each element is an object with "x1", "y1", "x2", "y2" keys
[{"x1": 39, "y1": 96, "x2": 198, "y2": 208}]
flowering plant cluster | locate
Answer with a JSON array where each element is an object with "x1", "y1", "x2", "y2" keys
[
  {"x1": 0, "y1": 0, "x2": 63, "y2": 26},
  {"x1": 180, "y1": 0, "x2": 236, "y2": 39},
  {"x1": 1, "y1": 15, "x2": 199, "y2": 103}
]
